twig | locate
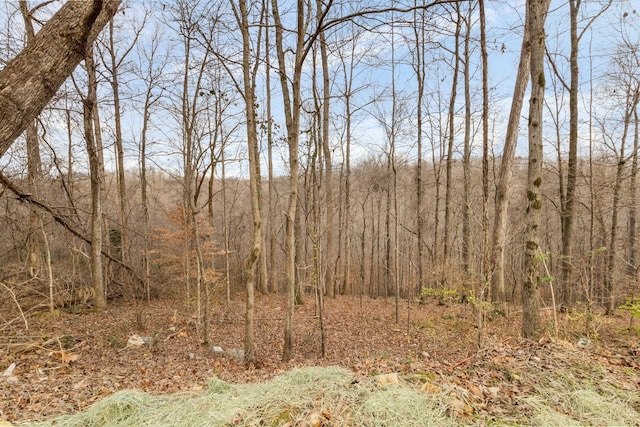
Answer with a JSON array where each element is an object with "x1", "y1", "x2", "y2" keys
[
  {"x1": 446, "y1": 347, "x2": 491, "y2": 372},
  {"x1": 539, "y1": 249, "x2": 559, "y2": 342},
  {"x1": 0, "y1": 171, "x2": 145, "y2": 285},
  {"x1": 0, "y1": 280, "x2": 28, "y2": 330},
  {"x1": 164, "y1": 327, "x2": 185, "y2": 342}
]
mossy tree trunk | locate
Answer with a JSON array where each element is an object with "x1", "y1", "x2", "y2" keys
[{"x1": 522, "y1": 0, "x2": 550, "y2": 339}]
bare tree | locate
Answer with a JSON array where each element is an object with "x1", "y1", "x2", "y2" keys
[
  {"x1": 134, "y1": 15, "x2": 167, "y2": 302},
  {"x1": 602, "y1": 58, "x2": 640, "y2": 314},
  {"x1": 271, "y1": 0, "x2": 312, "y2": 362},
  {"x1": 18, "y1": 0, "x2": 44, "y2": 278},
  {"x1": 443, "y1": 3, "x2": 461, "y2": 263},
  {"x1": 490, "y1": 1, "x2": 550, "y2": 303},
  {"x1": 544, "y1": 0, "x2": 612, "y2": 308},
  {"x1": 411, "y1": 1, "x2": 427, "y2": 297},
  {"x1": 101, "y1": 10, "x2": 146, "y2": 266},
  {"x1": 229, "y1": 0, "x2": 266, "y2": 364},
  {"x1": 82, "y1": 45, "x2": 107, "y2": 310}
]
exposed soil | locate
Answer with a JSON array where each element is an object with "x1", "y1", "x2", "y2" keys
[{"x1": 1, "y1": 294, "x2": 639, "y2": 424}]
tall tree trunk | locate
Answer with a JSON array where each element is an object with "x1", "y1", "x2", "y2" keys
[
  {"x1": 628, "y1": 107, "x2": 639, "y2": 280},
  {"x1": 317, "y1": 0, "x2": 335, "y2": 298},
  {"x1": 139, "y1": 77, "x2": 153, "y2": 302},
  {"x1": 606, "y1": 94, "x2": 639, "y2": 314},
  {"x1": 342, "y1": 91, "x2": 353, "y2": 295},
  {"x1": 84, "y1": 46, "x2": 107, "y2": 310},
  {"x1": 233, "y1": 0, "x2": 265, "y2": 364},
  {"x1": 263, "y1": 0, "x2": 278, "y2": 294},
  {"x1": 271, "y1": 0, "x2": 309, "y2": 362},
  {"x1": 413, "y1": 3, "x2": 426, "y2": 297},
  {"x1": 19, "y1": 0, "x2": 43, "y2": 278},
  {"x1": 443, "y1": 7, "x2": 461, "y2": 263},
  {"x1": 479, "y1": 0, "x2": 490, "y2": 282},
  {"x1": 107, "y1": 18, "x2": 129, "y2": 266},
  {"x1": 490, "y1": 2, "x2": 542, "y2": 303},
  {"x1": 461, "y1": 5, "x2": 472, "y2": 275},
  {"x1": 522, "y1": 0, "x2": 550, "y2": 339},
  {"x1": 560, "y1": 0, "x2": 580, "y2": 308}
]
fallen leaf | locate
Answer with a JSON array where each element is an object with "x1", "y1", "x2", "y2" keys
[
  {"x1": 305, "y1": 411, "x2": 327, "y2": 427},
  {"x1": 127, "y1": 335, "x2": 146, "y2": 347},
  {"x1": 52, "y1": 351, "x2": 80, "y2": 364},
  {"x1": 486, "y1": 386, "x2": 500, "y2": 399},
  {"x1": 376, "y1": 372, "x2": 399, "y2": 385},
  {"x1": 421, "y1": 382, "x2": 442, "y2": 394},
  {"x1": 73, "y1": 378, "x2": 90, "y2": 390},
  {"x1": 62, "y1": 352, "x2": 80, "y2": 364},
  {"x1": 467, "y1": 383, "x2": 483, "y2": 398},
  {"x1": 2, "y1": 362, "x2": 16, "y2": 377}
]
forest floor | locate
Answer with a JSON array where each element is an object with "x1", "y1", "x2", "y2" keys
[{"x1": 1, "y1": 294, "x2": 639, "y2": 425}]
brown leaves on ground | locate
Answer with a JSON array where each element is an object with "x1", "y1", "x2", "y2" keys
[{"x1": 0, "y1": 295, "x2": 638, "y2": 423}]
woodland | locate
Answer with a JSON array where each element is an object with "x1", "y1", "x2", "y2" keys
[{"x1": 0, "y1": 0, "x2": 639, "y2": 425}]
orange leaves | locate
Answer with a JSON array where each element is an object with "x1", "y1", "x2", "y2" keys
[{"x1": 51, "y1": 350, "x2": 80, "y2": 364}]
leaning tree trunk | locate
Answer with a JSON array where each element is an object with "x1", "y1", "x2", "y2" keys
[
  {"x1": 489, "y1": 0, "x2": 550, "y2": 303},
  {"x1": 0, "y1": 0, "x2": 121, "y2": 154}
]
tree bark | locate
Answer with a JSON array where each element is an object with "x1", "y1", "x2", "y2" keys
[
  {"x1": 0, "y1": 0, "x2": 121, "y2": 154},
  {"x1": 443, "y1": 6, "x2": 461, "y2": 263},
  {"x1": 317, "y1": 2, "x2": 335, "y2": 299},
  {"x1": 560, "y1": 0, "x2": 580, "y2": 308},
  {"x1": 230, "y1": 0, "x2": 265, "y2": 363},
  {"x1": 106, "y1": 17, "x2": 132, "y2": 266},
  {"x1": 606, "y1": 93, "x2": 639, "y2": 314},
  {"x1": 490, "y1": 1, "x2": 544, "y2": 303},
  {"x1": 522, "y1": 0, "x2": 550, "y2": 339},
  {"x1": 412, "y1": 3, "x2": 426, "y2": 298},
  {"x1": 271, "y1": 0, "x2": 310, "y2": 362},
  {"x1": 628, "y1": 107, "x2": 639, "y2": 280},
  {"x1": 83, "y1": 46, "x2": 107, "y2": 310},
  {"x1": 19, "y1": 0, "x2": 44, "y2": 278}
]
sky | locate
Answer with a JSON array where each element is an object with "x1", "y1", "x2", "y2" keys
[{"x1": 0, "y1": 0, "x2": 638, "y2": 180}]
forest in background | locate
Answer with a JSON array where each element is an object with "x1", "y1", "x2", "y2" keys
[{"x1": 0, "y1": 0, "x2": 639, "y2": 364}]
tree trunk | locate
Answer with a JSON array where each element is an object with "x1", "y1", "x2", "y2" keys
[
  {"x1": 19, "y1": 0, "x2": 43, "y2": 278},
  {"x1": 443, "y1": 6, "x2": 461, "y2": 263},
  {"x1": 271, "y1": 0, "x2": 310, "y2": 362},
  {"x1": 560, "y1": 0, "x2": 580, "y2": 308},
  {"x1": 606, "y1": 94, "x2": 639, "y2": 314},
  {"x1": 316, "y1": 1, "x2": 335, "y2": 299},
  {"x1": 412, "y1": 4, "x2": 426, "y2": 298},
  {"x1": 83, "y1": 46, "x2": 107, "y2": 310},
  {"x1": 107, "y1": 18, "x2": 129, "y2": 266},
  {"x1": 232, "y1": 0, "x2": 265, "y2": 364},
  {"x1": 490, "y1": 2, "x2": 539, "y2": 303},
  {"x1": 461, "y1": 5, "x2": 472, "y2": 275},
  {"x1": 522, "y1": 0, "x2": 550, "y2": 339},
  {"x1": 628, "y1": 108, "x2": 639, "y2": 280}
]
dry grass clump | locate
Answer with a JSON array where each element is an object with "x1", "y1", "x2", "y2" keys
[
  {"x1": 23, "y1": 363, "x2": 640, "y2": 427},
  {"x1": 524, "y1": 369, "x2": 640, "y2": 427},
  {"x1": 25, "y1": 367, "x2": 456, "y2": 427}
]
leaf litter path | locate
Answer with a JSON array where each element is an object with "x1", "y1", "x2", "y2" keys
[{"x1": 1, "y1": 295, "x2": 639, "y2": 425}]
